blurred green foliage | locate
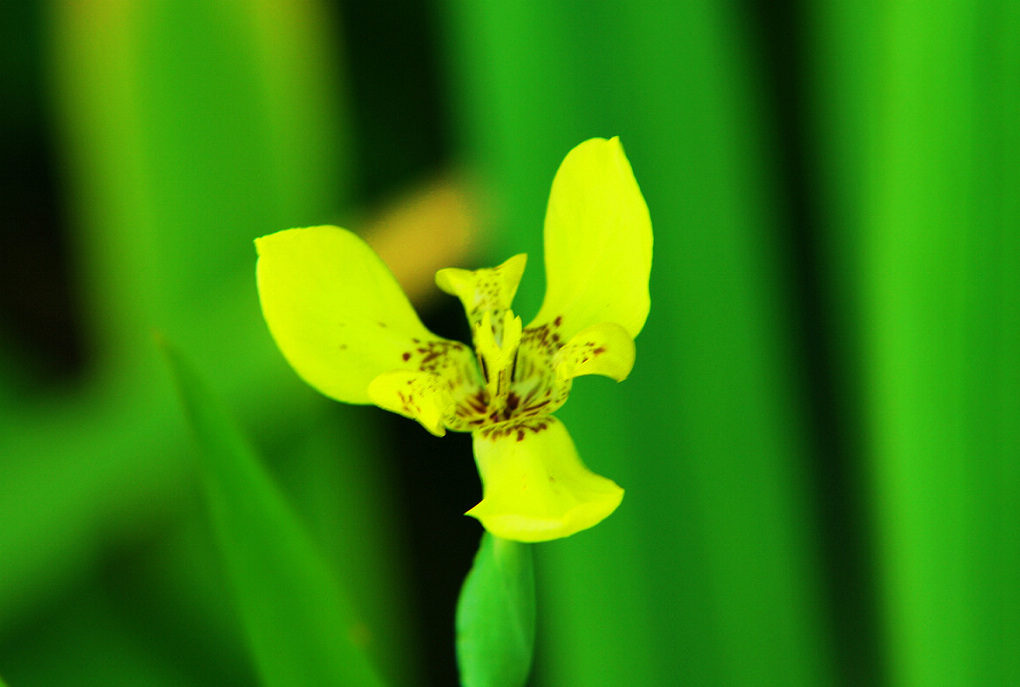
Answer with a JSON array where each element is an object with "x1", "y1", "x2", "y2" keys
[
  {"x1": 1, "y1": 1, "x2": 1017, "y2": 686},
  {"x1": 162, "y1": 338, "x2": 383, "y2": 687}
]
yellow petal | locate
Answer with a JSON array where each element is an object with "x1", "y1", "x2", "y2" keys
[
  {"x1": 553, "y1": 322, "x2": 636, "y2": 382},
  {"x1": 531, "y1": 137, "x2": 652, "y2": 340},
  {"x1": 367, "y1": 370, "x2": 454, "y2": 437},
  {"x1": 256, "y1": 226, "x2": 457, "y2": 404},
  {"x1": 467, "y1": 417, "x2": 624, "y2": 542},
  {"x1": 435, "y1": 253, "x2": 527, "y2": 327}
]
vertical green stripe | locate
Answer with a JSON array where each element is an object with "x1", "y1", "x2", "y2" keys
[
  {"x1": 1001, "y1": 6, "x2": 1020, "y2": 684},
  {"x1": 973, "y1": 3, "x2": 1020, "y2": 682},
  {"x1": 865, "y1": 7, "x2": 972, "y2": 685},
  {"x1": 812, "y1": 2, "x2": 1020, "y2": 683}
]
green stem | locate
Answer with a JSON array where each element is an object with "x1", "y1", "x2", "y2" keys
[{"x1": 456, "y1": 533, "x2": 536, "y2": 687}]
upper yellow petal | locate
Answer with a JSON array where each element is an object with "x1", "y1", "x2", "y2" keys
[
  {"x1": 531, "y1": 137, "x2": 652, "y2": 340},
  {"x1": 466, "y1": 417, "x2": 624, "y2": 542},
  {"x1": 256, "y1": 225, "x2": 448, "y2": 404}
]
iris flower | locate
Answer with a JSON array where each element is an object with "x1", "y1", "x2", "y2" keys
[{"x1": 255, "y1": 137, "x2": 652, "y2": 542}]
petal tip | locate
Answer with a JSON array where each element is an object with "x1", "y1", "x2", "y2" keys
[
  {"x1": 500, "y1": 253, "x2": 528, "y2": 287},
  {"x1": 255, "y1": 225, "x2": 351, "y2": 258}
]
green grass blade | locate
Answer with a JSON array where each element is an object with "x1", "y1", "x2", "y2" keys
[
  {"x1": 456, "y1": 533, "x2": 535, "y2": 687},
  {"x1": 159, "y1": 338, "x2": 383, "y2": 687}
]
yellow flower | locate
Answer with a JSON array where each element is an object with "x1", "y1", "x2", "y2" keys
[{"x1": 255, "y1": 137, "x2": 652, "y2": 542}]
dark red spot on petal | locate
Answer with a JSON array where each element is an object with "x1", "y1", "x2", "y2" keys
[{"x1": 402, "y1": 352, "x2": 411, "y2": 361}]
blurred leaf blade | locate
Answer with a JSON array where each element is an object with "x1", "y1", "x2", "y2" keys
[
  {"x1": 49, "y1": 0, "x2": 350, "y2": 363},
  {"x1": 455, "y1": 533, "x2": 535, "y2": 687},
  {"x1": 2, "y1": 0, "x2": 359, "y2": 640},
  {"x1": 811, "y1": 1, "x2": 1020, "y2": 684},
  {"x1": 160, "y1": 338, "x2": 384, "y2": 687}
]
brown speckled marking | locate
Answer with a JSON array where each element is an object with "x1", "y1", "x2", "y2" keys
[
  {"x1": 563, "y1": 338, "x2": 610, "y2": 371},
  {"x1": 451, "y1": 326, "x2": 571, "y2": 428},
  {"x1": 384, "y1": 257, "x2": 598, "y2": 435},
  {"x1": 392, "y1": 309, "x2": 576, "y2": 433},
  {"x1": 382, "y1": 337, "x2": 482, "y2": 432},
  {"x1": 479, "y1": 418, "x2": 551, "y2": 441}
]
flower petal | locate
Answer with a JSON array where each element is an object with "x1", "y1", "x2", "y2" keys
[
  {"x1": 467, "y1": 417, "x2": 624, "y2": 542},
  {"x1": 436, "y1": 253, "x2": 527, "y2": 328},
  {"x1": 256, "y1": 226, "x2": 462, "y2": 404},
  {"x1": 531, "y1": 137, "x2": 652, "y2": 340},
  {"x1": 553, "y1": 322, "x2": 636, "y2": 382},
  {"x1": 367, "y1": 370, "x2": 454, "y2": 437}
]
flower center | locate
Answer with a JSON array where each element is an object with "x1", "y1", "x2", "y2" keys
[
  {"x1": 465, "y1": 308, "x2": 571, "y2": 429},
  {"x1": 436, "y1": 254, "x2": 572, "y2": 431}
]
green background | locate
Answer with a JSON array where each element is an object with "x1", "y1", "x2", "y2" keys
[{"x1": 2, "y1": 1, "x2": 1017, "y2": 685}]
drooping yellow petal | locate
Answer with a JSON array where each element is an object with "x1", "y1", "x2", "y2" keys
[
  {"x1": 553, "y1": 322, "x2": 636, "y2": 382},
  {"x1": 256, "y1": 226, "x2": 469, "y2": 404},
  {"x1": 367, "y1": 370, "x2": 454, "y2": 436},
  {"x1": 531, "y1": 137, "x2": 652, "y2": 340},
  {"x1": 467, "y1": 417, "x2": 624, "y2": 542}
]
